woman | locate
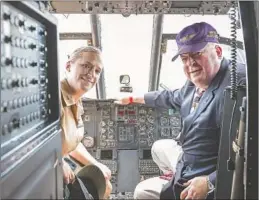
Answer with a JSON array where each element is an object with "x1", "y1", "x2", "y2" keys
[{"x1": 60, "y1": 46, "x2": 112, "y2": 198}]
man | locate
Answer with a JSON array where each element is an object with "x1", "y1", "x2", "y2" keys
[
  {"x1": 116, "y1": 22, "x2": 246, "y2": 199},
  {"x1": 60, "y1": 46, "x2": 112, "y2": 198}
]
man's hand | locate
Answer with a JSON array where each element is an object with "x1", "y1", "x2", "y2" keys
[
  {"x1": 95, "y1": 162, "x2": 112, "y2": 180},
  {"x1": 63, "y1": 160, "x2": 75, "y2": 184},
  {"x1": 114, "y1": 97, "x2": 145, "y2": 105},
  {"x1": 114, "y1": 97, "x2": 131, "y2": 105},
  {"x1": 180, "y1": 176, "x2": 209, "y2": 200}
]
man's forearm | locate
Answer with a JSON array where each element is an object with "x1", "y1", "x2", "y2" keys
[
  {"x1": 132, "y1": 97, "x2": 145, "y2": 104},
  {"x1": 69, "y1": 142, "x2": 98, "y2": 166}
]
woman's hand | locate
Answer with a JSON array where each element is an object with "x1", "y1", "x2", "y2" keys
[{"x1": 62, "y1": 159, "x2": 75, "y2": 184}]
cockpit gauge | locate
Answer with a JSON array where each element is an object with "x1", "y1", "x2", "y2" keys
[
  {"x1": 160, "y1": 117, "x2": 169, "y2": 126},
  {"x1": 138, "y1": 108, "x2": 147, "y2": 115},
  {"x1": 147, "y1": 132, "x2": 154, "y2": 137},
  {"x1": 108, "y1": 120, "x2": 114, "y2": 126},
  {"x1": 147, "y1": 108, "x2": 154, "y2": 115},
  {"x1": 100, "y1": 120, "x2": 106, "y2": 127},
  {"x1": 171, "y1": 127, "x2": 180, "y2": 138},
  {"x1": 139, "y1": 132, "x2": 146, "y2": 136},
  {"x1": 147, "y1": 139, "x2": 153, "y2": 147},
  {"x1": 139, "y1": 125, "x2": 146, "y2": 131},
  {"x1": 161, "y1": 128, "x2": 170, "y2": 137},
  {"x1": 170, "y1": 116, "x2": 180, "y2": 126},
  {"x1": 108, "y1": 134, "x2": 114, "y2": 139},
  {"x1": 139, "y1": 116, "x2": 146, "y2": 123},
  {"x1": 101, "y1": 134, "x2": 107, "y2": 139},
  {"x1": 84, "y1": 115, "x2": 90, "y2": 121},
  {"x1": 100, "y1": 128, "x2": 106, "y2": 134},
  {"x1": 102, "y1": 106, "x2": 111, "y2": 116},
  {"x1": 139, "y1": 139, "x2": 147, "y2": 146},
  {"x1": 147, "y1": 115, "x2": 155, "y2": 123},
  {"x1": 100, "y1": 141, "x2": 106, "y2": 147},
  {"x1": 148, "y1": 124, "x2": 155, "y2": 130},
  {"x1": 82, "y1": 136, "x2": 94, "y2": 148},
  {"x1": 108, "y1": 127, "x2": 114, "y2": 133}
]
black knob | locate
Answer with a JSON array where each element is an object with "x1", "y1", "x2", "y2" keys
[
  {"x1": 12, "y1": 119, "x2": 20, "y2": 128},
  {"x1": 94, "y1": 2, "x2": 99, "y2": 7},
  {"x1": 40, "y1": 76, "x2": 46, "y2": 84},
  {"x1": 39, "y1": 30, "x2": 47, "y2": 36},
  {"x1": 29, "y1": 43, "x2": 36, "y2": 49},
  {"x1": 3, "y1": 13, "x2": 11, "y2": 20},
  {"x1": 12, "y1": 80, "x2": 19, "y2": 87},
  {"x1": 41, "y1": 94, "x2": 46, "y2": 100},
  {"x1": 5, "y1": 58, "x2": 12, "y2": 66},
  {"x1": 2, "y1": 101, "x2": 8, "y2": 112},
  {"x1": 39, "y1": 46, "x2": 46, "y2": 52},
  {"x1": 40, "y1": 61, "x2": 48, "y2": 68},
  {"x1": 41, "y1": 108, "x2": 47, "y2": 117},
  {"x1": 4, "y1": 36, "x2": 12, "y2": 43},
  {"x1": 18, "y1": 20, "x2": 24, "y2": 27},
  {"x1": 29, "y1": 26, "x2": 36, "y2": 31},
  {"x1": 30, "y1": 78, "x2": 38, "y2": 85},
  {"x1": 30, "y1": 61, "x2": 37, "y2": 67}
]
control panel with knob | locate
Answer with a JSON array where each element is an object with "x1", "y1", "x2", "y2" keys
[{"x1": 1, "y1": 2, "x2": 59, "y2": 158}]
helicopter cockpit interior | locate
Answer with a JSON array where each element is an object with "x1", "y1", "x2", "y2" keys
[{"x1": 0, "y1": 1, "x2": 258, "y2": 199}]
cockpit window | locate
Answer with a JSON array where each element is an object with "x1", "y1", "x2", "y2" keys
[
  {"x1": 163, "y1": 14, "x2": 244, "y2": 41},
  {"x1": 54, "y1": 14, "x2": 91, "y2": 33},
  {"x1": 55, "y1": 13, "x2": 246, "y2": 97},
  {"x1": 100, "y1": 15, "x2": 153, "y2": 98},
  {"x1": 159, "y1": 14, "x2": 246, "y2": 90}
]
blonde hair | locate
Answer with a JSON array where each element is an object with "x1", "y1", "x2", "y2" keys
[{"x1": 68, "y1": 46, "x2": 102, "y2": 63}]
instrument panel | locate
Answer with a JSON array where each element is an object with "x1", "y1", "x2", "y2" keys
[
  {"x1": 1, "y1": 2, "x2": 49, "y2": 144},
  {"x1": 49, "y1": 1, "x2": 232, "y2": 15},
  {"x1": 82, "y1": 99, "x2": 181, "y2": 150},
  {"x1": 81, "y1": 99, "x2": 181, "y2": 196},
  {"x1": 1, "y1": 1, "x2": 60, "y2": 177},
  {"x1": 0, "y1": 2, "x2": 62, "y2": 199}
]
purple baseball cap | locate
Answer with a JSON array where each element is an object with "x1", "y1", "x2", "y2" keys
[{"x1": 172, "y1": 22, "x2": 219, "y2": 61}]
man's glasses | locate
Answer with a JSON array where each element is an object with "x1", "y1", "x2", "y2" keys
[{"x1": 180, "y1": 51, "x2": 205, "y2": 63}]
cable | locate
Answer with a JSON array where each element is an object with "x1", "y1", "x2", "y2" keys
[{"x1": 230, "y1": 1, "x2": 238, "y2": 100}]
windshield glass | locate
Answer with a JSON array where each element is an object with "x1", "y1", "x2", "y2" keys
[
  {"x1": 100, "y1": 14, "x2": 153, "y2": 99},
  {"x1": 159, "y1": 14, "x2": 245, "y2": 90},
  {"x1": 54, "y1": 13, "x2": 246, "y2": 98},
  {"x1": 54, "y1": 14, "x2": 91, "y2": 33}
]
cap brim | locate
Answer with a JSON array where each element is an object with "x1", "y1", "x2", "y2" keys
[
  {"x1": 77, "y1": 165, "x2": 106, "y2": 199},
  {"x1": 172, "y1": 42, "x2": 208, "y2": 61}
]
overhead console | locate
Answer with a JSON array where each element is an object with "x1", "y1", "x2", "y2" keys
[{"x1": 48, "y1": 1, "x2": 232, "y2": 15}]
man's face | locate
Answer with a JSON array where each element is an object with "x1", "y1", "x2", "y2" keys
[
  {"x1": 180, "y1": 44, "x2": 222, "y2": 88},
  {"x1": 66, "y1": 52, "x2": 103, "y2": 93}
]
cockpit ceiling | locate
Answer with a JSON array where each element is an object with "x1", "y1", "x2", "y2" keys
[{"x1": 49, "y1": 1, "x2": 232, "y2": 15}]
